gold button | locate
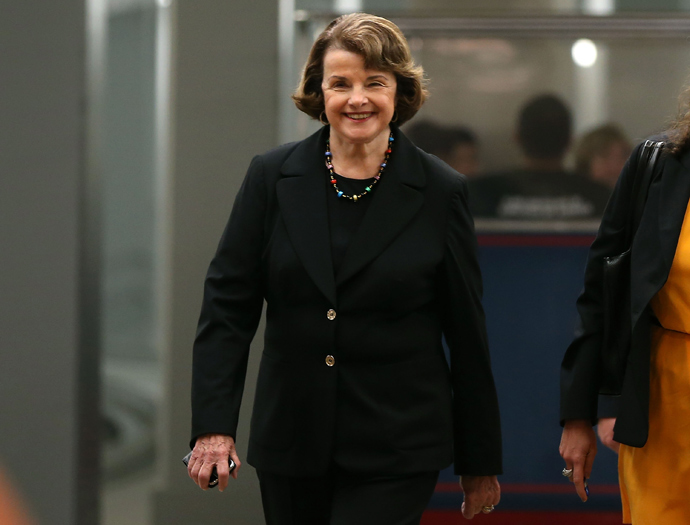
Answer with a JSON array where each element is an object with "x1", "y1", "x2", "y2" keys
[
  {"x1": 326, "y1": 309, "x2": 336, "y2": 321},
  {"x1": 325, "y1": 355, "x2": 335, "y2": 367}
]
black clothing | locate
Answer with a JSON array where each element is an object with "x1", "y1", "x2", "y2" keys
[
  {"x1": 560, "y1": 140, "x2": 690, "y2": 447},
  {"x1": 326, "y1": 174, "x2": 374, "y2": 275},
  {"x1": 468, "y1": 169, "x2": 611, "y2": 220},
  {"x1": 257, "y1": 467, "x2": 438, "y2": 525},
  {"x1": 191, "y1": 125, "x2": 502, "y2": 477}
]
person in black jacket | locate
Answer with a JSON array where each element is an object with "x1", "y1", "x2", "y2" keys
[
  {"x1": 186, "y1": 12, "x2": 502, "y2": 524},
  {"x1": 560, "y1": 96, "x2": 690, "y2": 522}
]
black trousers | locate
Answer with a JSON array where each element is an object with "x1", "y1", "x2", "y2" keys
[{"x1": 256, "y1": 467, "x2": 439, "y2": 525}]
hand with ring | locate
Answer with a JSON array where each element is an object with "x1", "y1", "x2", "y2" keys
[
  {"x1": 559, "y1": 419, "x2": 596, "y2": 502},
  {"x1": 459, "y1": 475, "x2": 500, "y2": 519},
  {"x1": 562, "y1": 468, "x2": 590, "y2": 498}
]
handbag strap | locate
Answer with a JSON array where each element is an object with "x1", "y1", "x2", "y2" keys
[{"x1": 626, "y1": 140, "x2": 664, "y2": 245}]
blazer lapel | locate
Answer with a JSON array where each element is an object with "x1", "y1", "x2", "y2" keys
[
  {"x1": 631, "y1": 149, "x2": 690, "y2": 326},
  {"x1": 277, "y1": 126, "x2": 337, "y2": 306},
  {"x1": 336, "y1": 128, "x2": 426, "y2": 286}
]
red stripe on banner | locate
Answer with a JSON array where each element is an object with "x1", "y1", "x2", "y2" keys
[
  {"x1": 435, "y1": 482, "x2": 620, "y2": 495},
  {"x1": 477, "y1": 235, "x2": 595, "y2": 247},
  {"x1": 422, "y1": 510, "x2": 622, "y2": 525}
]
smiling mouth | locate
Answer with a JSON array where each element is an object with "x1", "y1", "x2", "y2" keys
[{"x1": 346, "y1": 112, "x2": 373, "y2": 120}]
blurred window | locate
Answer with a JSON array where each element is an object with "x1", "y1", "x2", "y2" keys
[{"x1": 287, "y1": 11, "x2": 690, "y2": 232}]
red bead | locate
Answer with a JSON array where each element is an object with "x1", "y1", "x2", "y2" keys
[
  {"x1": 386, "y1": 149, "x2": 392, "y2": 154},
  {"x1": 331, "y1": 179, "x2": 337, "y2": 184}
]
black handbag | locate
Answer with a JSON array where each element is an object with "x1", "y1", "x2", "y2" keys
[{"x1": 599, "y1": 140, "x2": 664, "y2": 396}]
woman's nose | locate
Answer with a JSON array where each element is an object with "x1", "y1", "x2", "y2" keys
[{"x1": 348, "y1": 86, "x2": 368, "y2": 106}]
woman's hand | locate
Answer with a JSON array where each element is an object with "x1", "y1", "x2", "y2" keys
[
  {"x1": 459, "y1": 475, "x2": 500, "y2": 519},
  {"x1": 596, "y1": 418, "x2": 620, "y2": 454},
  {"x1": 559, "y1": 419, "x2": 596, "y2": 502},
  {"x1": 187, "y1": 433, "x2": 241, "y2": 491}
]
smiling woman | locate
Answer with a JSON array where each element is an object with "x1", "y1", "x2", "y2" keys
[
  {"x1": 321, "y1": 50, "x2": 397, "y2": 150},
  {"x1": 292, "y1": 13, "x2": 427, "y2": 182},
  {"x1": 293, "y1": 13, "x2": 426, "y2": 127},
  {"x1": 187, "y1": 12, "x2": 503, "y2": 525}
]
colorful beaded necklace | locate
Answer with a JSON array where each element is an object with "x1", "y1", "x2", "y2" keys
[{"x1": 325, "y1": 132, "x2": 394, "y2": 202}]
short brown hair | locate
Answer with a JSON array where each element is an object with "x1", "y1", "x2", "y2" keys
[
  {"x1": 292, "y1": 13, "x2": 428, "y2": 126},
  {"x1": 574, "y1": 124, "x2": 631, "y2": 175}
]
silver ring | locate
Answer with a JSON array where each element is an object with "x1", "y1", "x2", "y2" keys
[
  {"x1": 562, "y1": 468, "x2": 573, "y2": 478},
  {"x1": 209, "y1": 478, "x2": 219, "y2": 487},
  {"x1": 481, "y1": 505, "x2": 495, "y2": 514}
]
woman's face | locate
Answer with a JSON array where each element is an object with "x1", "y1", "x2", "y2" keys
[{"x1": 321, "y1": 48, "x2": 397, "y2": 145}]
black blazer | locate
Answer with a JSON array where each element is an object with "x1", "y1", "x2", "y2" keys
[
  {"x1": 561, "y1": 140, "x2": 690, "y2": 447},
  {"x1": 191, "y1": 125, "x2": 502, "y2": 476}
]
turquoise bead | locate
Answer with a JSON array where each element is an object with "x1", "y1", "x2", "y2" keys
[{"x1": 337, "y1": 191, "x2": 344, "y2": 197}]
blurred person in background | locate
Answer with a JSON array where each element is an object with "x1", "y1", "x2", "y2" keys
[
  {"x1": 560, "y1": 87, "x2": 690, "y2": 523},
  {"x1": 446, "y1": 125, "x2": 480, "y2": 178},
  {"x1": 405, "y1": 120, "x2": 480, "y2": 178},
  {"x1": 469, "y1": 94, "x2": 610, "y2": 221},
  {"x1": 404, "y1": 119, "x2": 447, "y2": 155},
  {"x1": 186, "y1": 12, "x2": 502, "y2": 524},
  {"x1": 574, "y1": 123, "x2": 633, "y2": 190}
]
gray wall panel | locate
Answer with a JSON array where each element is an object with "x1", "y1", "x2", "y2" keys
[
  {"x1": 153, "y1": 0, "x2": 278, "y2": 523},
  {"x1": 0, "y1": 0, "x2": 96, "y2": 524}
]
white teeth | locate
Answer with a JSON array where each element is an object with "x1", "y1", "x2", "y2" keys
[{"x1": 348, "y1": 113, "x2": 371, "y2": 120}]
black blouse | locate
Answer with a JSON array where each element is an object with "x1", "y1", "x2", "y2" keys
[{"x1": 326, "y1": 173, "x2": 376, "y2": 276}]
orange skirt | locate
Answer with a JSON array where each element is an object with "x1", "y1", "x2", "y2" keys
[{"x1": 619, "y1": 326, "x2": 690, "y2": 524}]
